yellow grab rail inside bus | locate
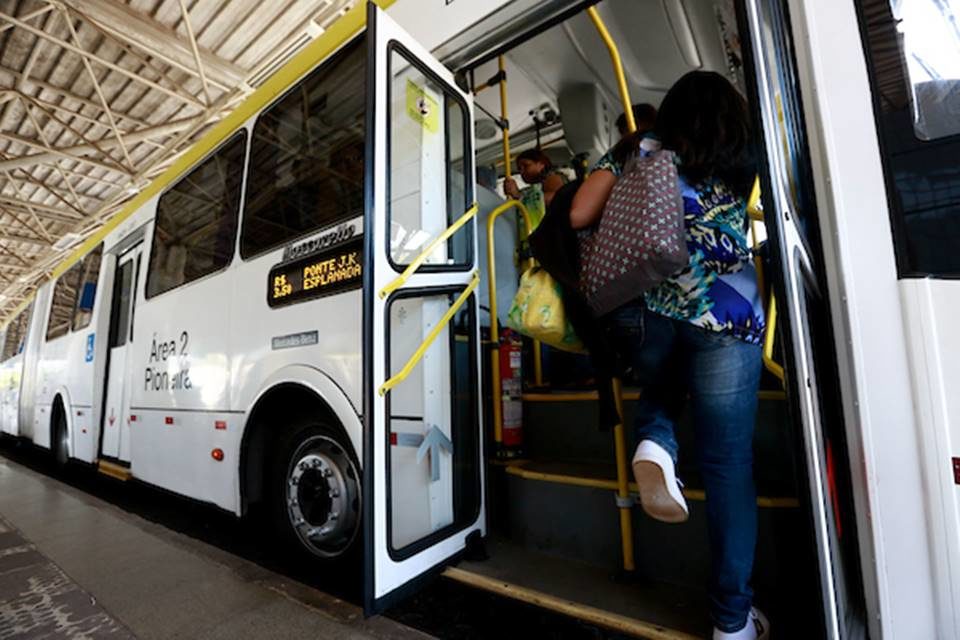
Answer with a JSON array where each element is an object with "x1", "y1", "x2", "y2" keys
[
  {"x1": 746, "y1": 177, "x2": 785, "y2": 384},
  {"x1": 486, "y1": 199, "x2": 534, "y2": 448},
  {"x1": 587, "y1": 7, "x2": 635, "y2": 135},
  {"x1": 379, "y1": 271, "x2": 480, "y2": 396},
  {"x1": 378, "y1": 203, "x2": 479, "y2": 300},
  {"x1": 763, "y1": 294, "x2": 785, "y2": 382}
]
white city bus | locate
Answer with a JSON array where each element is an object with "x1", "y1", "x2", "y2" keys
[{"x1": 0, "y1": 1, "x2": 958, "y2": 638}]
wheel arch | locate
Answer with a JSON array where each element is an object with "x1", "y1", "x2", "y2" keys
[
  {"x1": 49, "y1": 386, "x2": 73, "y2": 455},
  {"x1": 238, "y1": 366, "x2": 362, "y2": 515}
]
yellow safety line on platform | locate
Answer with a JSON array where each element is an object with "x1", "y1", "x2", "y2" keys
[
  {"x1": 379, "y1": 272, "x2": 479, "y2": 396},
  {"x1": 442, "y1": 567, "x2": 700, "y2": 640},
  {"x1": 503, "y1": 463, "x2": 800, "y2": 509},
  {"x1": 378, "y1": 203, "x2": 479, "y2": 299}
]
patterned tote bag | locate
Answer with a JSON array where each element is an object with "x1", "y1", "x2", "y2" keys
[{"x1": 580, "y1": 149, "x2": 688, "y2": 317}]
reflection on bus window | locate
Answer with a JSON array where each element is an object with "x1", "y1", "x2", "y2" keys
[
  {"x1": 146, "y1": 132, "x2": 246, "y2": 298},
  {"x1": 889, "y1": 0, "x2": 960, "y2": 140},
  {"x1": 242, "y1": 36, "x2": 366, "y2": 259},
  {"x1": 46, "y1": 261, "x2": 83, "y2": 341},
  {"x1": 72, "y1": 244, "x2": 102, "y2": 331},
  {"x1": 388, "y1": 49, "x2": 471, "y2": 268},
  {"x1": 2, "y1": 306, "x2": 30, "y2": 361},
  {"x1": 861, "y1": 0, "x2": 960, "y2": 275}
]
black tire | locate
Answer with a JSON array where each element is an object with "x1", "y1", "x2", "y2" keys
[
  {"x1": 52, "y1": 404, "x2": 69, "y2": 469},
  {"x1": 268, "y1": 418, "x2": 362, "y2": 563}
]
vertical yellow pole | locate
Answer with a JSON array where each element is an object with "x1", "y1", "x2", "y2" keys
[
  {"x1": 499, "y1": 54, "x2": 544, "y2": 389},
  {"x1": 587, "y1": 4, "x2": 636, "y2": 576},
  {"x1": 492, "y1": 55, "x2": 510, "y2": 453},
  {"x1": 498, "y1": 56, "x2": 511, "y2": 176},
  {"x1": 611, "y1": 378, "x2": 635, "y2": 572}
]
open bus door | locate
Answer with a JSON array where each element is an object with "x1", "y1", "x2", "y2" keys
[
  {"x1": 741, "y1": 0, "x2": 868, "y2": 637},
  {"x1": 362, "y1": 2, "x2": 484, "y2": 615}
]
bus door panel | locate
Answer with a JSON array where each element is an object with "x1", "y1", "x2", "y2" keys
[
  {"x1": 101, "y1": 245, "x2": 141, "y2": 462},
  {"x1": 743, "y1": 0, "x2": 868, "y2": 637},
  {"x1": 364, "y1": 3, "x2": 484, "y2": 615}
]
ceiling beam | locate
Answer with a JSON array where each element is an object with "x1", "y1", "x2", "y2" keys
[
  {"x1": 0, "y1": 117, "x2": 195, "y2": 172},
  {"x1": 0, "y1": 232, "x2": 52, "y2": 249},
  {"x1": 0, "y1": 195, "x2": 83, "y2": 222},
  {"x1": 0, "y1": 10, "x2": 206, "y2": 109},
  {"x1": 60, "y1": 0, "x2": 247, "y2": 90}
]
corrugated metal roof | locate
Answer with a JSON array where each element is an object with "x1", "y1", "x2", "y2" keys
[{"x1": 0, "y1": 0, "x2": 358, "y2": 320}]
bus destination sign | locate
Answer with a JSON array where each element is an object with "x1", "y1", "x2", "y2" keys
[{"x1": 268, "y1": 238, "x2": 363, "y2": 307}]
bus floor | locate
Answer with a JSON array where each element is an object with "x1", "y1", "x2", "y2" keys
[
  {"x1": 0, "y1": 447, "x2": 427, "y2": 640},
  {"x1": 449, "y1": 535, "x2": 709, "y2": 639}
]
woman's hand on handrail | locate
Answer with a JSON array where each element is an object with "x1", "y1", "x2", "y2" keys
[{"x1": 569, "y1": 169, "x2": 616, "y2": 229}]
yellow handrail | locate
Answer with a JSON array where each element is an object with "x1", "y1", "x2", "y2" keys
[
  {"x1": 587, "y1": 6, "x2": 635, "y2": 134},
  {"x1": 747, "y1": 177, "x2": 785, "y2": 384},
  {"x1": 747, "y1": 177, "x2": 763, "y2": 221},
  {"x1": 763, "y1": 294, "x2": 785, "y2": 382},
  {"x1": 379, "y1": 271, "x2": 480, "y2": 396},
  {"x1": 498, "y1": 55, "x2": 512, "y2": 176},
  {"x1": 378, "y1": 203, "x2": 479, "y2": 300},
  {"x1": 486, "y1": 199, "x2": 534, "y2": 447}
]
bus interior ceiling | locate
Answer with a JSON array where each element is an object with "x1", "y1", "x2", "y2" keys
[{"x1": 452, "y1": 2, "x2": 826, "y2": 638}]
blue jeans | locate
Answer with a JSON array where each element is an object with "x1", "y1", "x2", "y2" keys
[{"x1": 612, "y1": 303, "x2": 762, "y2": 632}]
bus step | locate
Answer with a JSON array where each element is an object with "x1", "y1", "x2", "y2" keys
[
  {"x1": 522, "y1": 389, "x2": 787, "y2": 403},
  {"x1": 503, "y1": 459, "x2": 799, "y2": 509},
  {"x1": 446, "y1": 536, "x2": 705, "y2": 639},
  {"x1": 96, "y1": 459, "x2": 131, "y2": 481}
]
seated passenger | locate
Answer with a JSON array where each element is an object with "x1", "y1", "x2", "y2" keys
[{"x1": 570, "y1": 71, "x2": 768, "y2": 640}]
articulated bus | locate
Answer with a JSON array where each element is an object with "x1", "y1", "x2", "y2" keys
[{"x1": 1, "y1": 1, "x2": 958, "y2": 638}]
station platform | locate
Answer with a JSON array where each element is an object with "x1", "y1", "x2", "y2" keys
[{"x1": 0, "y1": 455, "x2": 430, "y2": 640}]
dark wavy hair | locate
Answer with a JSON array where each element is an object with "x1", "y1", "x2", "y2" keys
[
  {"x1": 655, "y1": 71, "x2": 755, "y2": 197},
  {"x1": 516, "y1": 148, "x2": 553, "y2": 170}
]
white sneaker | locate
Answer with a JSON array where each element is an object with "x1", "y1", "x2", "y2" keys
[
  {"x1": 713, "y1": 608, "x2": 770, "y2": 640},
  {"x1": 631, "y1": 440, "x2": 689, "y2": 523}
]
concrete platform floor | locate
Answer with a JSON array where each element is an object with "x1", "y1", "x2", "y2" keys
[{"x1": 0, "y1": 456, "x2": 431, "y2": 640}]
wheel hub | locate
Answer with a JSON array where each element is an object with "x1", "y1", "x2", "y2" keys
[{"x1": 285, "y1": 435, "x2": 359, "y2": 558}]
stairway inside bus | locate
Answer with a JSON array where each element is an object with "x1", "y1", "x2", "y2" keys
[{"x1": 461, "y1": 352, "x2": 824, "y2": 639}]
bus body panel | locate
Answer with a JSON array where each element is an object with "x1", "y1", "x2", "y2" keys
[
  {"x1": 19, "y1": 285, "x2": 49, "y2": 445},
  {"x1": 35, "y1": 317, "x2": 95, "y2": 450},
  {"x1": 786, "y1": 0, "x2": 941, "y2": 636},
  {"x1": 229, "y1": 253, "x2": 364, "y2": 444},
  {"x1": 900, "y1": 278, "x2": 960, "y2": 637},
  {"x1": 0, "y1": 353, "x2": 24, "y2": 437}
]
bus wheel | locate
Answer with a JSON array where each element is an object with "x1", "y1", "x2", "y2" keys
[
  {"x1": 52, "y1": 405, "x2": 69, "y2": 468},
  {"x1": 272, "y1": 423, "x2": 361, "y2": 560}
]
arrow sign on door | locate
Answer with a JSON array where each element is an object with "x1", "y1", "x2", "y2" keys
[{"x1": 416, "y1": 425, "x2": 453, "y2": 482}]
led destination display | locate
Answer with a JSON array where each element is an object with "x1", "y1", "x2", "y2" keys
[{"x1": 268, "y1": 238, "x2": 363, "y2": 307}]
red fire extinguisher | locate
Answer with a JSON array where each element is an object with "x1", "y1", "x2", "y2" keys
[{"x1": 499, "y1": 328, "x2": 523, "y2": 456}]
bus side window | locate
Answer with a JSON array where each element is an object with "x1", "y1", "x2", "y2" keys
[
  {"x1": 145, "y1": 131, "x2": 246, "y2": 299},
  {"x1": 241, "y1": 36, "x2": 367, "y2": 260},
  {"x1": 72, "y1": 243, "x2": 103, "y2": 332},
  {"x1": 46, "y1": 261, "x2": 83, "y2": 341}
]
